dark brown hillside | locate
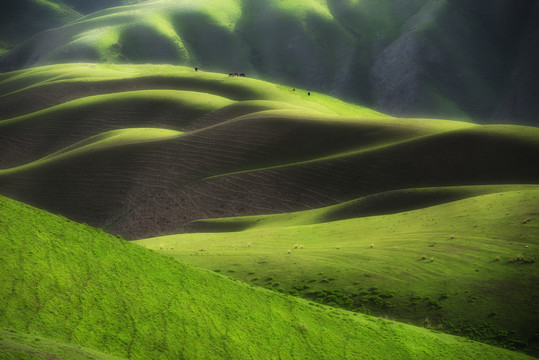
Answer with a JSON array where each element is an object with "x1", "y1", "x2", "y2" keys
[
  {"x1": 1, "y1": 122, "x2": 538, "y2": 239},
  {"x1": 0, "y1": 113, "x2": 424, "y2": 234}
]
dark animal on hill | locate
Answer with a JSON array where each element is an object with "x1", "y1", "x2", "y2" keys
[{"x1": 240, "y1": 73, "x2": 245, "y2": 77}]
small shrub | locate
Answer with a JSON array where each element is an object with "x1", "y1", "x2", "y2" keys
[
  {"x1": 213, "y1": 269, "x2": 221, "y2": 273},
  {"x1": 300, "y1": 245, "x2": 304, "y2": 249},
  {"x1": 370, "y1": 244, "x2": 374, "y2": 248},
  {"x1": 287, "y1": 249, "x2": 291, "y2": 254},
  {"x1": 430, "y1": 257, "x2": 435, "y2": 262},
  {"x1": 336, "y1": 246, "x2": 340, "y2": 250},
  {"x1": 251, "y1": 277, "x2": 259, "y2": 281},
  {"x1": 294, "y1": 244, "x2": 299, "y2": 249},
  {"x1": 494, "y1": 256, "x2": 500, "y2": 262},
  {"x1": 421, "y1": 255, "x2": 427, "y2": 260},
  {"x1": 427, "y1": 299, "x2": 443, "y2": 310}
]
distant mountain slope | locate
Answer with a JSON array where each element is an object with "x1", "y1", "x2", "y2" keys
[
  {"x1": 3, "y1": 194, "x2": 533, "y2": 359},
  {"x1": 1, "y1": 0, "x2": 538, "y2": 124},
  {"x1": 0, "y1": 0, "x2": 80, "y2": 51},
  {"x1": 1, "y1": 64, "x2": 538, "y2": 239}
]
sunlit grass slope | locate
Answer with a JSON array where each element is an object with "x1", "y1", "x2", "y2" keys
[
  {"x1": 136, "y1": 188, "x2": 539, "y2": 354},
  {"x1": 0, "y1": 63, "x2": 385, "y2": 118},
  {"x1": 2, "y1": 196, "x2": 534, "y2": 359},
  {"x1": 0, "y1": 329, "x2": 123, "y2": 360}
]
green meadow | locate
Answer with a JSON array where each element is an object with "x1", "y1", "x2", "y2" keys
[
  {"x1": 0, "y1": 194, "x2": 535, "y2": 360},
  {"x1": 136, "y1": 187, "x2": 539, "y2": 352}
]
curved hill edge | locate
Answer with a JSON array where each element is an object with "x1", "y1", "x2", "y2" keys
[
  {"x1": 188, "y1": 184, "x2": 539, "y2": 232},
  {"x1": 0, "y1": 89, "x2": 236, "y2": 127},
  {"x1": 0, "y1": 64, "x2": 389, "y2": 118},
  {"x1": 0, "y1": 128, "x2": 183, "y2": 175},
  {"x1": 201, "y1": 123, "x2": 539, "y2": 181}
]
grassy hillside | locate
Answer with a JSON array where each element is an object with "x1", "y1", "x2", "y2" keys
[
  {"x1": 1, "y1": 0, "x2": 537, "y2": 124},
  {"x1": 136, "y1": 187, "x2": 539, "y2": 353},
  {"x1": 1, "y1": 64, "x2": 539, "y2": 240},
  {"x1": 2, "y1": 195, "x2": 534, "y2": 359},
  {"x1": 0, "y1": 329, "x2": 123, "y2": 360}
]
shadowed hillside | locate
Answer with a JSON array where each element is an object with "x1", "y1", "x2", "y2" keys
[
  {"x1": 1, "y1": 64, "x2": 538, "y2": 240},
  {"x1": 1, "y1": 0, "x2": 538, "y2": 124}
]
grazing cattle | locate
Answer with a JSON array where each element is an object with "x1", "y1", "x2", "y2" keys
[
  {"x1": 239, "y1": 73, "x2": 246, "y2": 77},
  {"x1": 293, "y1": 88, "x2": 295, "y2": 92},
  {"x1": 195, "y1": 67, "x2": 198, "y2": 71},
  {"x1": 308, "y1": 92, "x2": 310, "y2": 96},
  {"x1": 234, "y1": 72, "x2": 239, "y2": 76},
  {"x1": 229, "y1": 73, "x2": 234, "y2": 76}
]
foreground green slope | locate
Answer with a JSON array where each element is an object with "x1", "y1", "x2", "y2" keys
[
  {"x1": 0, "y1": 329, "x2": 123, "y2": 360},
  {"x1": 2, "y1": 195, "x2": 533, "y2": 359},
  {"x1": 136, "y1": 188, "x2": 539, "y2": 354}
]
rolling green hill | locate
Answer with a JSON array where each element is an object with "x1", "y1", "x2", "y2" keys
[
  {"x1": 1, "y1": 0, "x2": 538, "y2": 124},
  {"x1": 0, "y1": 64, "x2": 538, "y2": 240},
  {"x1": 136, "y1": 187, "x2": 539, "y2": 353},
  {"x1": 2, "y1": 194, "x2": 534, "y2": 359},
  {"x1": 1, "y1": 63, "x2": 538, "y2": 357}
]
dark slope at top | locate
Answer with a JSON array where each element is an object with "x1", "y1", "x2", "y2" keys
[
  {"x1": 1, "y1": 0, "x2": 538, "y2": 124},
  {"x1": 0, "y1": 0, "x2": 79, "y2": 51}
]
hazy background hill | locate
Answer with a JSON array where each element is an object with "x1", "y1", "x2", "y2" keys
[{"x1": 1, "y1": 0, "x2": 538, "y2": 125}]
